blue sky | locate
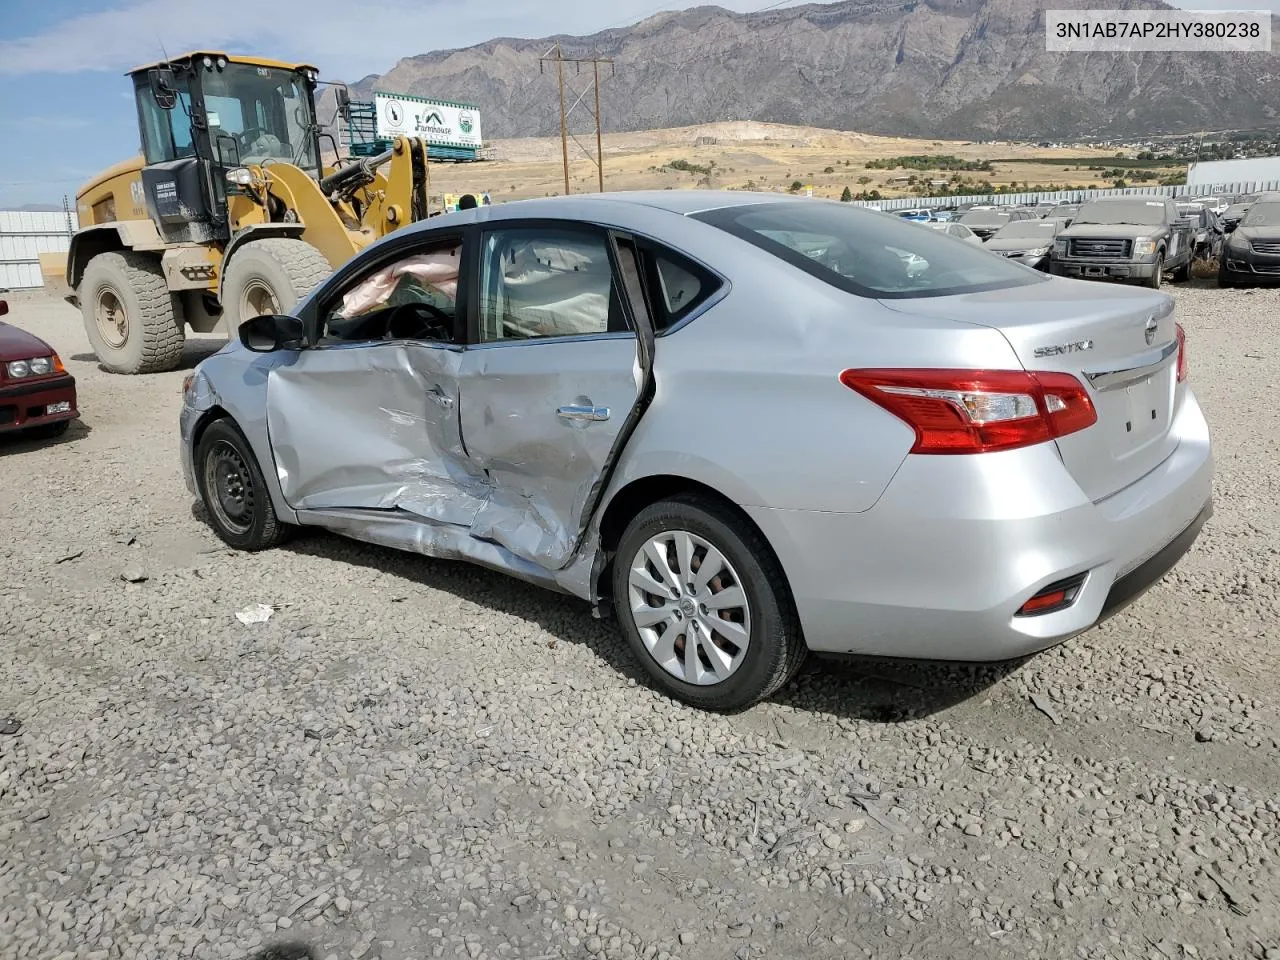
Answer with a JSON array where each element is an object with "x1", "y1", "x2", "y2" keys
[{"x1": 1, "y1": 0, "x2": 1277, "y2": 207}]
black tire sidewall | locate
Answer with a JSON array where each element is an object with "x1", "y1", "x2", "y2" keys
[
  {"x1": 194, "y1": 419, "x2": 277, "y2": 550},
  {"x1": 612, "y1": 499, "x2": 793, "y2": 710}
]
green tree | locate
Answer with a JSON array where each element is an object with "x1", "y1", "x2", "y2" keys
[
  {"x1": 840, "y1": 186, "x2": 853, "y2": 202},
  {"x1": 857, "y1": 175, "x2": 873, "y2": 184},
  {"x1": 789, "y1": 180, "x2": 804, "y2": 193},
  {"x1": 824, "y1": 166, "x2": 835, "y2": 174}
]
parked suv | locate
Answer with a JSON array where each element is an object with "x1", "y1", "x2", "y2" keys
[{"x1": 1050, "y1": 197, "x2": 1193, "y2": 289}]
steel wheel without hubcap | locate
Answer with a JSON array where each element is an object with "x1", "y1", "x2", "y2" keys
[
  {"x1": 627, "y1": 530, "x2": 752, "y2": 686},
  {"x1": 240, "y1": 279, "x2": 280, "y2": 320},
  {"x1": 204, "y1": 440, "x2": 256, "y2": 535},
  {"x1": 95, "y1": 287, "x2": 128, "y2": 348}
]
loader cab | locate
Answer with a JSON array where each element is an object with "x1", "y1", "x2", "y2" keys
[{"x1": 131, "y1": 52, "x2": 321, "y2": 245}]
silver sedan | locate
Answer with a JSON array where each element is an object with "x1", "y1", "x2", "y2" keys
[{"x1": 181, "y1": 191, "x2": 1213, "y2": 710}]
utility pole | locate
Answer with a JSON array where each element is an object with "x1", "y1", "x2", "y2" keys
[
  {"x1": 593, "y1": 59, "x2": 604, "y2": 193},
  {"x1": 540, "y1": 46, "x2": 614, "y2": 195},
  {"x1": 555, "y1": 46, "x2": 570, "y2": 196}
]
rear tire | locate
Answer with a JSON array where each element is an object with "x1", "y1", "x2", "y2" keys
[
  {"x1": 220, "y1": 238, "x2": 332, "y2": 336},
  {"x1": 194, "y1": 418, "x2": 288, "y2": 551},
  {"x1": 79, "y1": 251, "x2": 185, "y2": 374},
  {"x1": 1173, "y1": 256, "x2": 1192, "y2": 283},
  {"x1": 1144, "y1": 254, "x2": 1164, "y2": 289},
  {"x1": 611, "y1": 495, "x2": 806, "y2": 711}
]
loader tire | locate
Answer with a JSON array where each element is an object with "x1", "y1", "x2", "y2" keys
[
  {"x1": 221, "y1": 238, "x2": 332, "y2": 336},
  {"x1": 80, "y1": 251, "x2": 185, "y2": 374}
]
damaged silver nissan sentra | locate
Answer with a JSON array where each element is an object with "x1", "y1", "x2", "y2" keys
[{"x1": 181, "y1": 191, "x2": 1214, "y2": 711}]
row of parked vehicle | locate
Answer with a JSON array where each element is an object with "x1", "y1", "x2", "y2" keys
[{"x1": 896, "y1": 192, "x2": 1280, "y2": 289}]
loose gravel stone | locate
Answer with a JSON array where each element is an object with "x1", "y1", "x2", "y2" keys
[{"x1": 0, "y1": 284, "x2": 1277, "y2": 959}]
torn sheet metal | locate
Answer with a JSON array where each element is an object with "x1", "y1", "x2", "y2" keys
[
  {"x1": 266, "y1": 341, "x2": 491, "y2": 527},
  {"x1": 302, "y1": 507, "x2": 573, "y2": 594}
]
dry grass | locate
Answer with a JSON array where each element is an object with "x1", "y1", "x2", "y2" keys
[
  {"x1": 1192, "y1": 256, "x2": 1221, "y2": 279},
  {"x1": 426, "y1": 121, "x2": 1179, "y2": 205}
]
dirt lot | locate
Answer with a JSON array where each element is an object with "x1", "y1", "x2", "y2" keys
[
  {"x1": 1, "y1": 282, "x2": 1278, "y2": 960},
  {"x1": 427, "y1": 121, "x2": 1162, "y2": 204}
]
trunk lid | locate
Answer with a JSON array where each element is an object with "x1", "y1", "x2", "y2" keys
[{"x1": 879, "y1": 277, "x2": 1181, "y2": 501}]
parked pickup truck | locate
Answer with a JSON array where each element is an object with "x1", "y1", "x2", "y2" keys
[{"x1": 1049, "y1": 197, "x2": 1194, "y2": 289}]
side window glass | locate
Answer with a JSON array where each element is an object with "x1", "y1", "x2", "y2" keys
[
  {"x1": 169, "y1": 90, "x2": 195, "y2": 159},
  {"x1": 322, "y1": 240, "x2": 462, "y2": 343},
  {"x1": 640, "y1": 243, "x2": 721, "y2": 332},
  {"x1": 137, "y1": 91, "x2": 173, "y2": 165},
  {"x1": 479, "y1": 227, "x2": 623, "y2": 342}
]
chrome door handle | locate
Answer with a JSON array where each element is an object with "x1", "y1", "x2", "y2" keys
[
  {"x1": 557, "y1": 404, "x2": 610, "y2": 422},
  {"x1": 428, "y1": 386, "x2": 454, "y2": 409}
]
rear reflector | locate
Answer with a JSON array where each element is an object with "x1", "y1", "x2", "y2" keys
[
  {"x1": 839, "y1": 368, "x2": 1097, "y2": 455},
  {"x1": 1175, "y1": 322, "x2": 1188, "y2": 383},
  {"x1": 1016, "y1": 573, "x2": 1088, "y2": 617}
]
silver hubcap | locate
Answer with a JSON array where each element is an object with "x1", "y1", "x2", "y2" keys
[{"x1": 627, "y1": 530, "x2": 752, "y2": 686}]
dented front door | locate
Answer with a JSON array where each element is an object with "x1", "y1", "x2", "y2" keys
[
  {"x1": 457, "y1": 224, "x2": 650, "y2": 569},
  {"x1": 266, "y1": 340, "x2": 489, "y2": 526}
]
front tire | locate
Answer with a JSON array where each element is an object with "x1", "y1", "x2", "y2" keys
[
  {"x1": 194, "y1": 418, "x2": 287, "y2": 551},
  {"x1": 1173, "y1": 256, "x2": 1192, "y2": 283},
  {"x1": 220, "y1": 238, "x2": 332, "y2": 336},
  {"x1": 1143, "y1": 254, "x2": 1164, "y2": 289},
  {"x1": 79, "y1": 251, "x2": 185, "y2": 374},
  {"x1": 611, "y1": 496, "x2": 806, "y2": 711}
]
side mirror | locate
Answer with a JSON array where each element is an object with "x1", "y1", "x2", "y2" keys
[
  {"x1": 239, "y1": 313, "x2": 304, "y2": 352},
  {"x1": 335, "y1": 85, "x2": 352, "y2": 122},
  {"x1": 0, "y1": 300, "x2": 8, "y2": 318},
  {"x1": 1224, "y1": 222, "x2": 1236, "y2": 233},
  {"x1": 151, "y1": 67, "x2": 177, "y2": 110}
]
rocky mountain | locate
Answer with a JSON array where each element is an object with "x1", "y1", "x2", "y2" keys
[{"x1": 340, "y1": 0, "x2": 1280, "y2": 142}]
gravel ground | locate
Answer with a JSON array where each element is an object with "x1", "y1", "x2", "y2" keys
[{"x1": 1, "y1": 283, "x2": 1278, "y2": 960}]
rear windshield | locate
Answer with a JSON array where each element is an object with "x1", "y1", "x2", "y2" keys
[
  {"x1": 693, "y1": 201, "x2": 1044, "y2": 299},
  {"x1": 959, "y1": 211, "x2": 1011, "y2": 227},
  {"x1": 992, "y1": 221, "x2": 1059, "y2": 240},
  {"x1": 1074, "y1": 199, "x2": 1169, "y2": 226},
  {"x1": 1241, "y1": 202, "x2": 1280, "y2": 227}
]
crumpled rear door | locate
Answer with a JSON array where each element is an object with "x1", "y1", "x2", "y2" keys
[{"x1": 456, "y1": 224, "x2": 653, "y2": 570}]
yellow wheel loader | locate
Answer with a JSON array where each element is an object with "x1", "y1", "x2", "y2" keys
[{"x1": 58, "y1": 52, "x2": 431, "y2": 374}]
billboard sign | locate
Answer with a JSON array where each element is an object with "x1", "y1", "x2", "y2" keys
[{"x1": 373, "y1": 91, "x2": 483, "y2": 149}]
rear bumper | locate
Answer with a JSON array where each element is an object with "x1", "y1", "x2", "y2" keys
[
  {"x1": 748, "y1": 390, "x2": 1213, "y2": 661},
  {"x1": 0, "y1": 374, "x2": 78, "y2": 433}
]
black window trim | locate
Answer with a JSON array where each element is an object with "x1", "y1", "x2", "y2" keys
[{"x1": 692, "y1": 202, "x2": 1046, "y2": 301}]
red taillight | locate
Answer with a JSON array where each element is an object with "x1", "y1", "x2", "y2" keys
[
  {"x1": 839, "y1": 368, "x2": 1097, "y2": 455},
  {"x1": 1175, "y1": 322, "x2": 1188, "y2": 383}
]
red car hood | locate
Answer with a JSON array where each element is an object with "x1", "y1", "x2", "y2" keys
[{"x1": 0, "y1": 321, "x2": 55, "y2": 363}]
